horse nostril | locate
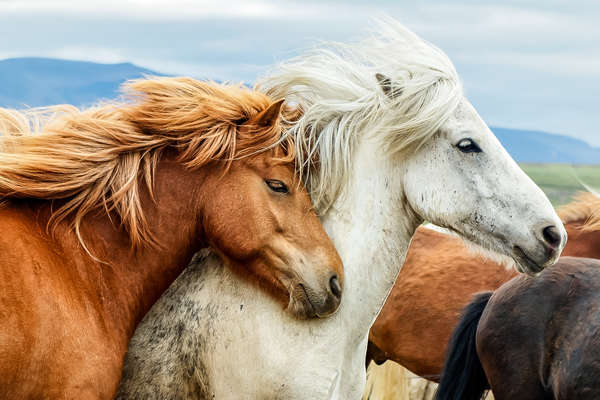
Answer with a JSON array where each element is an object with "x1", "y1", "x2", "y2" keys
[
  {"x1": 542, "y1": 225, "x2": 562, "y2": 248},
  {"x1": 329, "y1": 275, "x2": 342, "y2": 299}
]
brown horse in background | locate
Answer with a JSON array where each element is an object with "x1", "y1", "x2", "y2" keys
[
  {"x1": 0, "y1": 77, "x2": 343, "y2": 399},
  {"x1": 436, "y1": 256, "x2": 600, "y2": 400},
  {"x1": 367, "y1": 192, "x2": 600, "y2": 380}
]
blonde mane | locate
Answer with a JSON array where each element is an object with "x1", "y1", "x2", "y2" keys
[
  {"x1": 0, "y1": 77, "x2": 292, "y2": 248},
  {"x1": 258, "y1": 17, "x2": 462, "y2": 213},
  {"x1": 558, "y1": 191, "x2": 600, "y2": 231}
]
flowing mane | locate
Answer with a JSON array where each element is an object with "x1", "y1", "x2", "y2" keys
[
  {"x1": 558, "y1": 191, "x2": 600, "y2": 231},
  {"x1": 259, "y1": 17, "x2": 463, "y2": 213},
  {"x1": 0, "y1": 77, "x2": 292, "y2": 248}
]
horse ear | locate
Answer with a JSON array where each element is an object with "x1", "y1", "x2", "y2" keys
[
  {"x1": 253, "y1": 99, "x2": 285, "y2": 127},
  {"x1": 376, "y1": 73, "x2": 402, "y2": 99}
]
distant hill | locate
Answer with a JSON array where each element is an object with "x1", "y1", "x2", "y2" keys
[
  {"x1": 0, "y1": 57, "x2": 598, "y2": 164},
  {"x1": 0, "y1": 57, "x2": 162, "y2": 108},
  {"x1": 492, "y1": 127, "x2": 600, "y2": 165}
]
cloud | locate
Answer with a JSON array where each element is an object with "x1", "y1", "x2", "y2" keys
[
  {"x1": 455, "y1": 51, "x2": 600, "y2": 78},
  {"x1": 0, "y1": 0, "x2": 372, "y2": 21},
  {"x1": 0, "y1": 0, "x2": 598, "y2": 145}
]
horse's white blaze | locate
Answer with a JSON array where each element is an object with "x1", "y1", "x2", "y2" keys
[{"x1": 119, "y1": 18, "x2": 566, "y2": 399}]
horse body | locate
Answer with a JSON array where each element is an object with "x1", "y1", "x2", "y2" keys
[
  {"x1": 478, "y1": 257, "x2": 600, "y2": 400},
  {"x1": 436, "y1": 257, "x2": 600, "y2": 400},
  {"x1": 0, "y1": 79, "x2": 344, "y2": 399},
  {"x1": 118, "y1": 19, "x2": 564, "y2": 399},
  {"x1": 367, "y1": 194, "x2": 600, "y2": 380},
  {"x1": 367, "y1": 225, "x2": 517, "y2": 379}
]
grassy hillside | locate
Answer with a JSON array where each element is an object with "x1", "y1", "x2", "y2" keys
[
  {"x1": 494, "y1": 127, "x2": 600, "y2": 165},
  {"x1": 521, "y1": 163, "x2": 600, "y2": 206}
]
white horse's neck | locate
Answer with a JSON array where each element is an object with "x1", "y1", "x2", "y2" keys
[{"x1": 323, "y1": 136, "x2": 422, "y2": 337}]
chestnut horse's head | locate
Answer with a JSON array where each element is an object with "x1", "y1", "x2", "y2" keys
[
  {"x1": 120, "y1": 78, "x2": 344, "y2": 318},
  {"x1": 0, "y1": 77, "x2": 344, "y2": 319},
  {"x1": 199, "y1": 100, "x2": 344, "y2": 319}
]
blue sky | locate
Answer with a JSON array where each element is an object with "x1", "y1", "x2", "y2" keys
[{"x1": 1, "y1": 0, "x2": 599, "y2": 145}]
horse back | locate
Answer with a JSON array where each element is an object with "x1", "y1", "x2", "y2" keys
[
  {"x1": 476, "y1": 257, "x2": 600, "y2": 399},
  {"x1": 549, "y1": 259, "x2": 600, "y2": 399}
]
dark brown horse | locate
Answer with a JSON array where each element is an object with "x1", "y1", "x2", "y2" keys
[
  {"x1": 0, "y1": 77, "x2": 343, "y2": 399},
  {"x1": 367, "y1": 193, "x2": 600, "y2": 380},
  {"x1": 435, "y1": 256, "x2": 600, "y2": 400}
]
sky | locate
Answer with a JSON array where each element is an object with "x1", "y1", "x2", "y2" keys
[{"x1": 1, "y1": 0, "x2": 599, "y2": 145}]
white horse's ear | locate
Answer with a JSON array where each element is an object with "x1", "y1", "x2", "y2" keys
[{"x1": 376, "y1": 73, "x2": 402, "y2": 99}]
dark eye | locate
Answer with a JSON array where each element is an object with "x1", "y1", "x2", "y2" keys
[
  {"x1": 456, "y1": 138, "x2": 482, "y2": 153},
  {"x1": 265, "y1": 179, "x2": 289, "y2": 194}
]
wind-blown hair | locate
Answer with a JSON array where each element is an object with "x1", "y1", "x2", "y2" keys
[
  {"x1": 259, "y1": 17, "x2": 463, "y2": 213},
  {"x1": 558, "y1": 191, "x2": 600, "y2": 231},
  {"x1": 0, "y1": 77, "x2": 292, "y2": 249}
]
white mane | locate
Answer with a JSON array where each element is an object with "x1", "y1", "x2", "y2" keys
[{"x1": 258, "y1": 17, "x2": 463, "y2": 213}]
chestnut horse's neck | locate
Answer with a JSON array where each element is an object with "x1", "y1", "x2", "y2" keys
[
  {"x1": 563, "y1": 219, "x2": 600, "y2": 259},
  {"x1": 25, "y1": 158, "x2": 211, "y2": 347}
]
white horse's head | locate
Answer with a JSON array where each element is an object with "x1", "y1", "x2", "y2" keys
[
  {"x1": 262, "y1": 18, "x2": 565, "y2": 276},
  {"x1": 368, "y1": 21, "x2": 565, "y2": 274},
  {"x1": 400, "y1": 96, "x2": 565, "y2": 274}
]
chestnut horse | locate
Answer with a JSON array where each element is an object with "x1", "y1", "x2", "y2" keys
[
  {"x1": 436, "y1": 256, "x2": 600, "y2": 400},
  {"x1": 0, "y1": 77, "x2": 343, "y2": 399},
  {"x1": 368, "y1": 192, "x2": 600, "y2": 381}
]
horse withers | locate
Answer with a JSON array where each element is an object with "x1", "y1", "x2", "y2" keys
[{"x1": 0, "y1": 78, "x2": 343, "y2": 399}]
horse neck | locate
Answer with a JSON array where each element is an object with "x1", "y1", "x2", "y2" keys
[
  {"x1": 563, "y1": 219, "x2": 600, "y2": 259},
  {"x1": 321, "y1": 138, "x2": 422, "y2": 334},
  {"x1": 52, "y1": 158, "x2": 207, "y2": 343}
]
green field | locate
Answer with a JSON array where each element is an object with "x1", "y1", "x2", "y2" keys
[{"x1": 520, "y1": 164, "x2": 600, "y2": 206}]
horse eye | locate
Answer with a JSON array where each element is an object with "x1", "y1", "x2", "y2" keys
[
  {"x1": 265, "y1": 179, "x2": 289, "y2": 194},
  {"x1": 456, "y1": 138, "x2": 482, "y2": 153}
]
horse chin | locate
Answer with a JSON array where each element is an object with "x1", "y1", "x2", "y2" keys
[
  {"x1": 512, "y1": 246, "x2": 546, "y2": 277},
  {"x1": 285, "y1": 284, "x2": 318, "y2": 319},
  {"x1": 285, "y1": 283, "x2": 341, "y2": 319}
]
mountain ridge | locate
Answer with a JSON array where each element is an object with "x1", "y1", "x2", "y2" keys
[{"x1": 0, "y1": 57, "x2": 161, "y2": 108}]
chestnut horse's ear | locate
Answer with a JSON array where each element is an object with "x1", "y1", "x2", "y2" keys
[
  {"x1": 376, "y1": 73, "x2": 402, "y2": 99},
  {"x1": 253, "y1": 99, "x2": 285, "y2": 127}
]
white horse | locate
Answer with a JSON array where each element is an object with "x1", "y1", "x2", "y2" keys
[{"x1": 117, "y1": 19, "x2": 565, "y2": 399}]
